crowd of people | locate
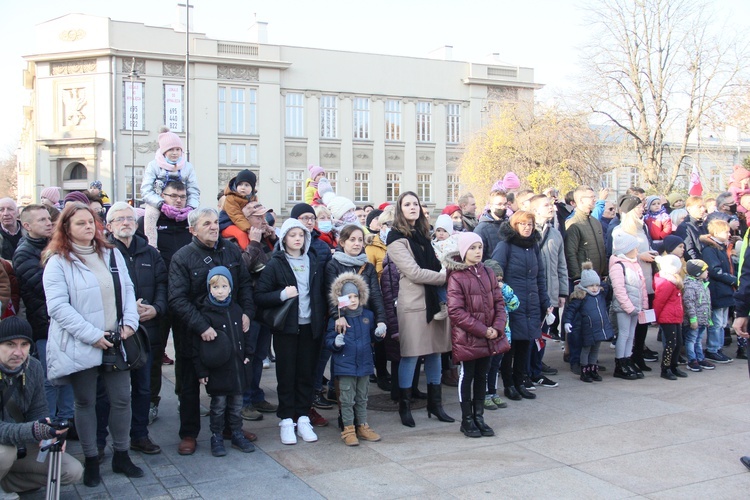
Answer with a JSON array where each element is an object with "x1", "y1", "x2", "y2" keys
[{"x1": 2, "y1": 126, "x2": 750, "y2": 495}]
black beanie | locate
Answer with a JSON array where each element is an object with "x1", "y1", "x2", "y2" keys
[
  {"x1": 618, "y1": 195, "x2": 642, "y2": 214},
  {"x1": 366, "y1": 209, "x2": 383, "y2": 230},
  {"x1": 290, "y1": 203, "x2": 316, "y2": 220},
  {"x1": 236, "y1": 170, "x2": 257, "y2": 189},
  {"x1": 0, "y1": 316, "x2": 33, "y2": 344}
]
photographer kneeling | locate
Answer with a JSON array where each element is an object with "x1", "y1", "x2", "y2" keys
[{"x1": 0, "y1": 317, "x2": 82, "y2": 496}]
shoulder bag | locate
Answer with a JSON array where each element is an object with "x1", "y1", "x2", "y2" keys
[{"x1": 110, "y1": 251, "x2": 150, "y2": 371}]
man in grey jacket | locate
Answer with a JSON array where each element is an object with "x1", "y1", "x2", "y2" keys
[
  {"x1": 529, "y1": 195, "x2": 569, "y2": 387},
  {"x1": 0, "y1": 317, "x2": 82, "y2": 496}
]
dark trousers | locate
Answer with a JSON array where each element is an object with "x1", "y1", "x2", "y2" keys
[
  {"x1": 209, "y1": 394, "x2": 243, "y2": 434},
  {"x1": 660, "y1": 323, "x2": 683, "y2": 370},
  {"x1": 150, "y1": 314, "x2": 173, "y2": 406},
  {"x1": 459, "y1": 357, "x2": 490, "y2": 403},
  {"x1": 632, "y1": 294, "x2": 654, "y2": 362},
  {"x1": 273, "y1": 324, "x2": 321, "y2": 420},
  {"x1": 486, "y1": 353, "x2": 503, "y2": 394},
  {"x1": 374, "y1": 341, "x2": 388, "y2": 377},
  {"x1": 501, "y1": 339, "x2": 530, "y2": 387},
  {"x1": 528, "y1": 340, "x2": 545, "y2": 379},
  {"x1": 244, "y1": 321, "x2": 272, "y2": 406},
  {"x1": 96, "y1": 350, "x2": 153, "y2": 445}
]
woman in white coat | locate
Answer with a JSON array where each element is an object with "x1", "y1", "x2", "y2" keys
[{"x1": 43, "y1": 202, "x2": 142, "y2": 487}]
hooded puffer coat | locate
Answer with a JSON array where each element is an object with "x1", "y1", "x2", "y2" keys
[{"x1": 444, "y1": 251, "x2": 507, "y2": 362}]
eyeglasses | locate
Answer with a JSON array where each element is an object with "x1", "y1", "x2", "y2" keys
[
  {"x1": 111, "y1": 216, "x2": 136, "y2": 223},
  {"x1": 298, "y1": 215, "x2": 317, "y2": 223},
  {"x1": 163, "y1": 193, "x2": 187, "y2": 200},
  {"x1": 518, "y1": 222, "x2": 534, "y2": 228}
]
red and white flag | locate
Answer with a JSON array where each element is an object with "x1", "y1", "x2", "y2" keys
[{"x1": 688, "y1": 164, "x2": 703, "y2": 196}]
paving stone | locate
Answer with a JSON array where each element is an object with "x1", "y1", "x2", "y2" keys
[
  {"x1": 135, "y1": 482, "x2": 170, "y2": 498},
  {"x1": 167, "y1": 485, "x2": 201, "y2": 499},
  {"x1": 159, "y1": 473, "x2": 189, "y2": 489}
]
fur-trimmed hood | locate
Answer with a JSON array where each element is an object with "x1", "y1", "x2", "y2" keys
[
  {"x1": 442, "y1": 250, "x2": 472, "y2": 272},
  {"x1": 328, "y1": 272, "x2": 370, "y2": 308}
]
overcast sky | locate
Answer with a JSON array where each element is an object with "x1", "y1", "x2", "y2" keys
[{"x1": 1, "y1": 0, "x2": 748, "y2": 158}]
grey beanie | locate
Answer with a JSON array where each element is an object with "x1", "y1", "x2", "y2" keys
[
  {"x1": 341, "y1": 281, "x2": 359, "y2": 297},
  {"x1": 579, "y1": 262, "x2": 601, "y2": 288},
  {"x1": 613, "y1": 231, "x2": 639, "y2": 256}
]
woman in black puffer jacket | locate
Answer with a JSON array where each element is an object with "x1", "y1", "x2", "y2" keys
[{"x1": 491, "y1": 211, "x2": 551, "y2": 401}]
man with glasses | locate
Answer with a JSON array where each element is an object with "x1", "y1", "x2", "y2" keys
[
  {"x1": 105, "y1": 202, "x2": 167, "y2": 456},
  {"x1": 136, "y1": 181, "x2": 193, "y2": 424},
  {"x1": 239, "y1": 202, "x2": 279, "y2": 422},
  {"x1": 474, "y1": 189, "x2": 509, "y2": 261}
]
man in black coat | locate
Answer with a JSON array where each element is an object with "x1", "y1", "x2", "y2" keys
[
  {"x1": 12, "y1": 204, "x2": 75, "y2": 425},
  {"x1": 473, "y1": 189, "x2": 509, "y2": 261},
  {"x1": 105, "y1": 202, "x2": 168, "y2": 455},
  {"x1": 136, "y1": 181, "x2": 193, "y2": 423},
  {"x1": 168, "y1": 207, "x2": 255, "y2": 455}
]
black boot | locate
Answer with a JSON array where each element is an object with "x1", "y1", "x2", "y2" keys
[
  {"x1": 472, "y1": 400, "x2": 495, "y2": 437},
  {"x1": 661, "y1": 368, "x2": 677, "y2": 380},
  {"x1": 515, "y1": 383, "x2": 536, "y2": 399},
  {"x1": 737, "y1": 346, "x2": 748, "y2": 360},
  {"x1": 399, "y1": 388, "x2": 415, "y2": 427},
  {"x1": 459, "y1": 401, "x2": 481, "y2": 437},
  {"x1": 83, "y1": 456, "x2": 101, "y2": 487},
  {"x1": 580, "y1": 364, "x2": 593, "y2": 383},
  {"x1": 628, "y1": 357, "x2": 646, "y2": 378},
  {"x1": 503, "y1": 386, "x2": 522, "y2": 401},
  {"x1": 614, "y1": 358, "x2": 637, "y2": 380},
  {"x1": 112, "y1": 450, "x2": 144, "y2": 478},
  {"x1": 390, "y1": 361, "x2": 400, "y2": 401},
  {"x1": 426, "y1": 383, "x2": 455, "y2": 422}
]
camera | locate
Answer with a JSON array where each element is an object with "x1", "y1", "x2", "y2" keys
[
  {"x1": 101, "y1": 331, "x2": 122, "y2": 372},
  {"x1": 48, "y1": 419, "x2": 69, "y2": 431}
]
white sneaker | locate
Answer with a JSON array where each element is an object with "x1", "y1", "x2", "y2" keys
[
  {"x1": 296, "y1": 416, "x2": 318, "y2": 442},
  {"x1": 279, "y1": 418, "x2": 297, "y2": 445},
  {"x1": 263, "y1": 358, "x2": 271, "y2": 369}
]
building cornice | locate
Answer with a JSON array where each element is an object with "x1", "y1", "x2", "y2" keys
[
  {"x1": 24, "y1": 49, "x2": 292, "y2": 70},
  {"x1": 462, "y1": 77, "x2": 544, "y2": 90}
]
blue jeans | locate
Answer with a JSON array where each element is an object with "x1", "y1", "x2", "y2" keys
[
  {"x1": 34, "y1": 340, "x2": 74, "y2": 419},
  {"x1": 96, "y1": 350, "x2": 153, "y2": 444},
  {"x1": 684, "y1": 325, "x2": 706, "y2": 362},
  {"x1": 398, "y1": 353, "x2": 441, "y2": 388},
  {"x1": 706, "y1": 308, "x2": 728, "y2": 354},
  {"x1": 243, "y1": 321, "x2": 271, "y2": 406},
  {"x1": 437, "y1": 286, "x2": 447, "y2": 304}
]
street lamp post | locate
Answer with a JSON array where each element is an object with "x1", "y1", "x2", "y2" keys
[{"x1": 129, "y1": 57, "x2": 138, "y2": 205}]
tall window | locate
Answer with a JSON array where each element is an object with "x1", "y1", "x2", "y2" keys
[
  {"x1": 218, "y1": 86, "x2": 257, "y2": 134},
  {"x1": 416, "y1": 101, "x2": 432, "y2": 142},
  {"x1": 219, "y1": 143, "x2": 258, "y2": 165},
  {"x1": 353, "y1": 97, "x2": 370, "y2": 140},
  {"x1": 602, "y1": 170, "x2": 614, "y2": 189},
  {"x1": 629, "y1": 167, "x2": 640, "y2": 188},
  {"x1": 327, "y1": 170, "x2": 338, "y2": 193},
  {"x1": 385, "y1": 99, "x2": 401, "y2": 140},
  {"x1": 125, "y1": 166, "x2": 144, "y2": 201},
  {"x1": 286, "y1": 170, "x2": 304, "y2": 202},
  {"x1": 354, "y1": 172, "x2": 370, "y2": 203},
  {"x1": 386, "y1": 172, "x2": 402, "y2": 202},
  {"x1": 417, "y1": 174, "x2": 432, "y2": 203},
  {"x1": 320, "y1": 95, "x2": 337, "y2": 139},
  {"x1": 285, "y1": 93, "x2": 304, "y2": 137},
  {"x1": 447, "y1": 174, "x2": 460, "y2": 203},
  {"x1": 446, "y1": 103, "x2": 461, "y2": 143},
  {"x1": 710, "y1": 169, "x2": 722, "y2": 192}
]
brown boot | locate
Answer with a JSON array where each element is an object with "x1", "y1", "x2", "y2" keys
[
  {"x1": 356, "y1": 423, "x2": 381, "y2": 442},
  {"x1": 341, "y1": 425, "x2": 359, "y2": 446}
]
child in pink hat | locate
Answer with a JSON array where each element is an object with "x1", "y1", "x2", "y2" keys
[{"x1": 141, "y1": 126, "x2": 200, "y2": 247}]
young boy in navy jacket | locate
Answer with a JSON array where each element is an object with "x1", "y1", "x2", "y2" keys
[{"x1": 325, "y1": 272, "x2": 385, "y2": 446}]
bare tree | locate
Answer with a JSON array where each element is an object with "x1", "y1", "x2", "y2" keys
[
  {"x1": 0, "y1": 152, "x2": 17, "y2": 199},
  {"x1": 581, "y1": 0, "x2": 748, "y2": 193},
  {"x1": 459, "y1": 102, "x2": 605, "y2": 205}
]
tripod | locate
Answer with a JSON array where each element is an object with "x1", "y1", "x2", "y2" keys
[{"x1": 41, "y1": 430, "x2": 67, "y2": 500}]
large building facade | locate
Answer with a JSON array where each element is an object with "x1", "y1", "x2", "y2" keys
[{"x1": 19, "y1": 13, "x2": 541, "y2": 211}]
